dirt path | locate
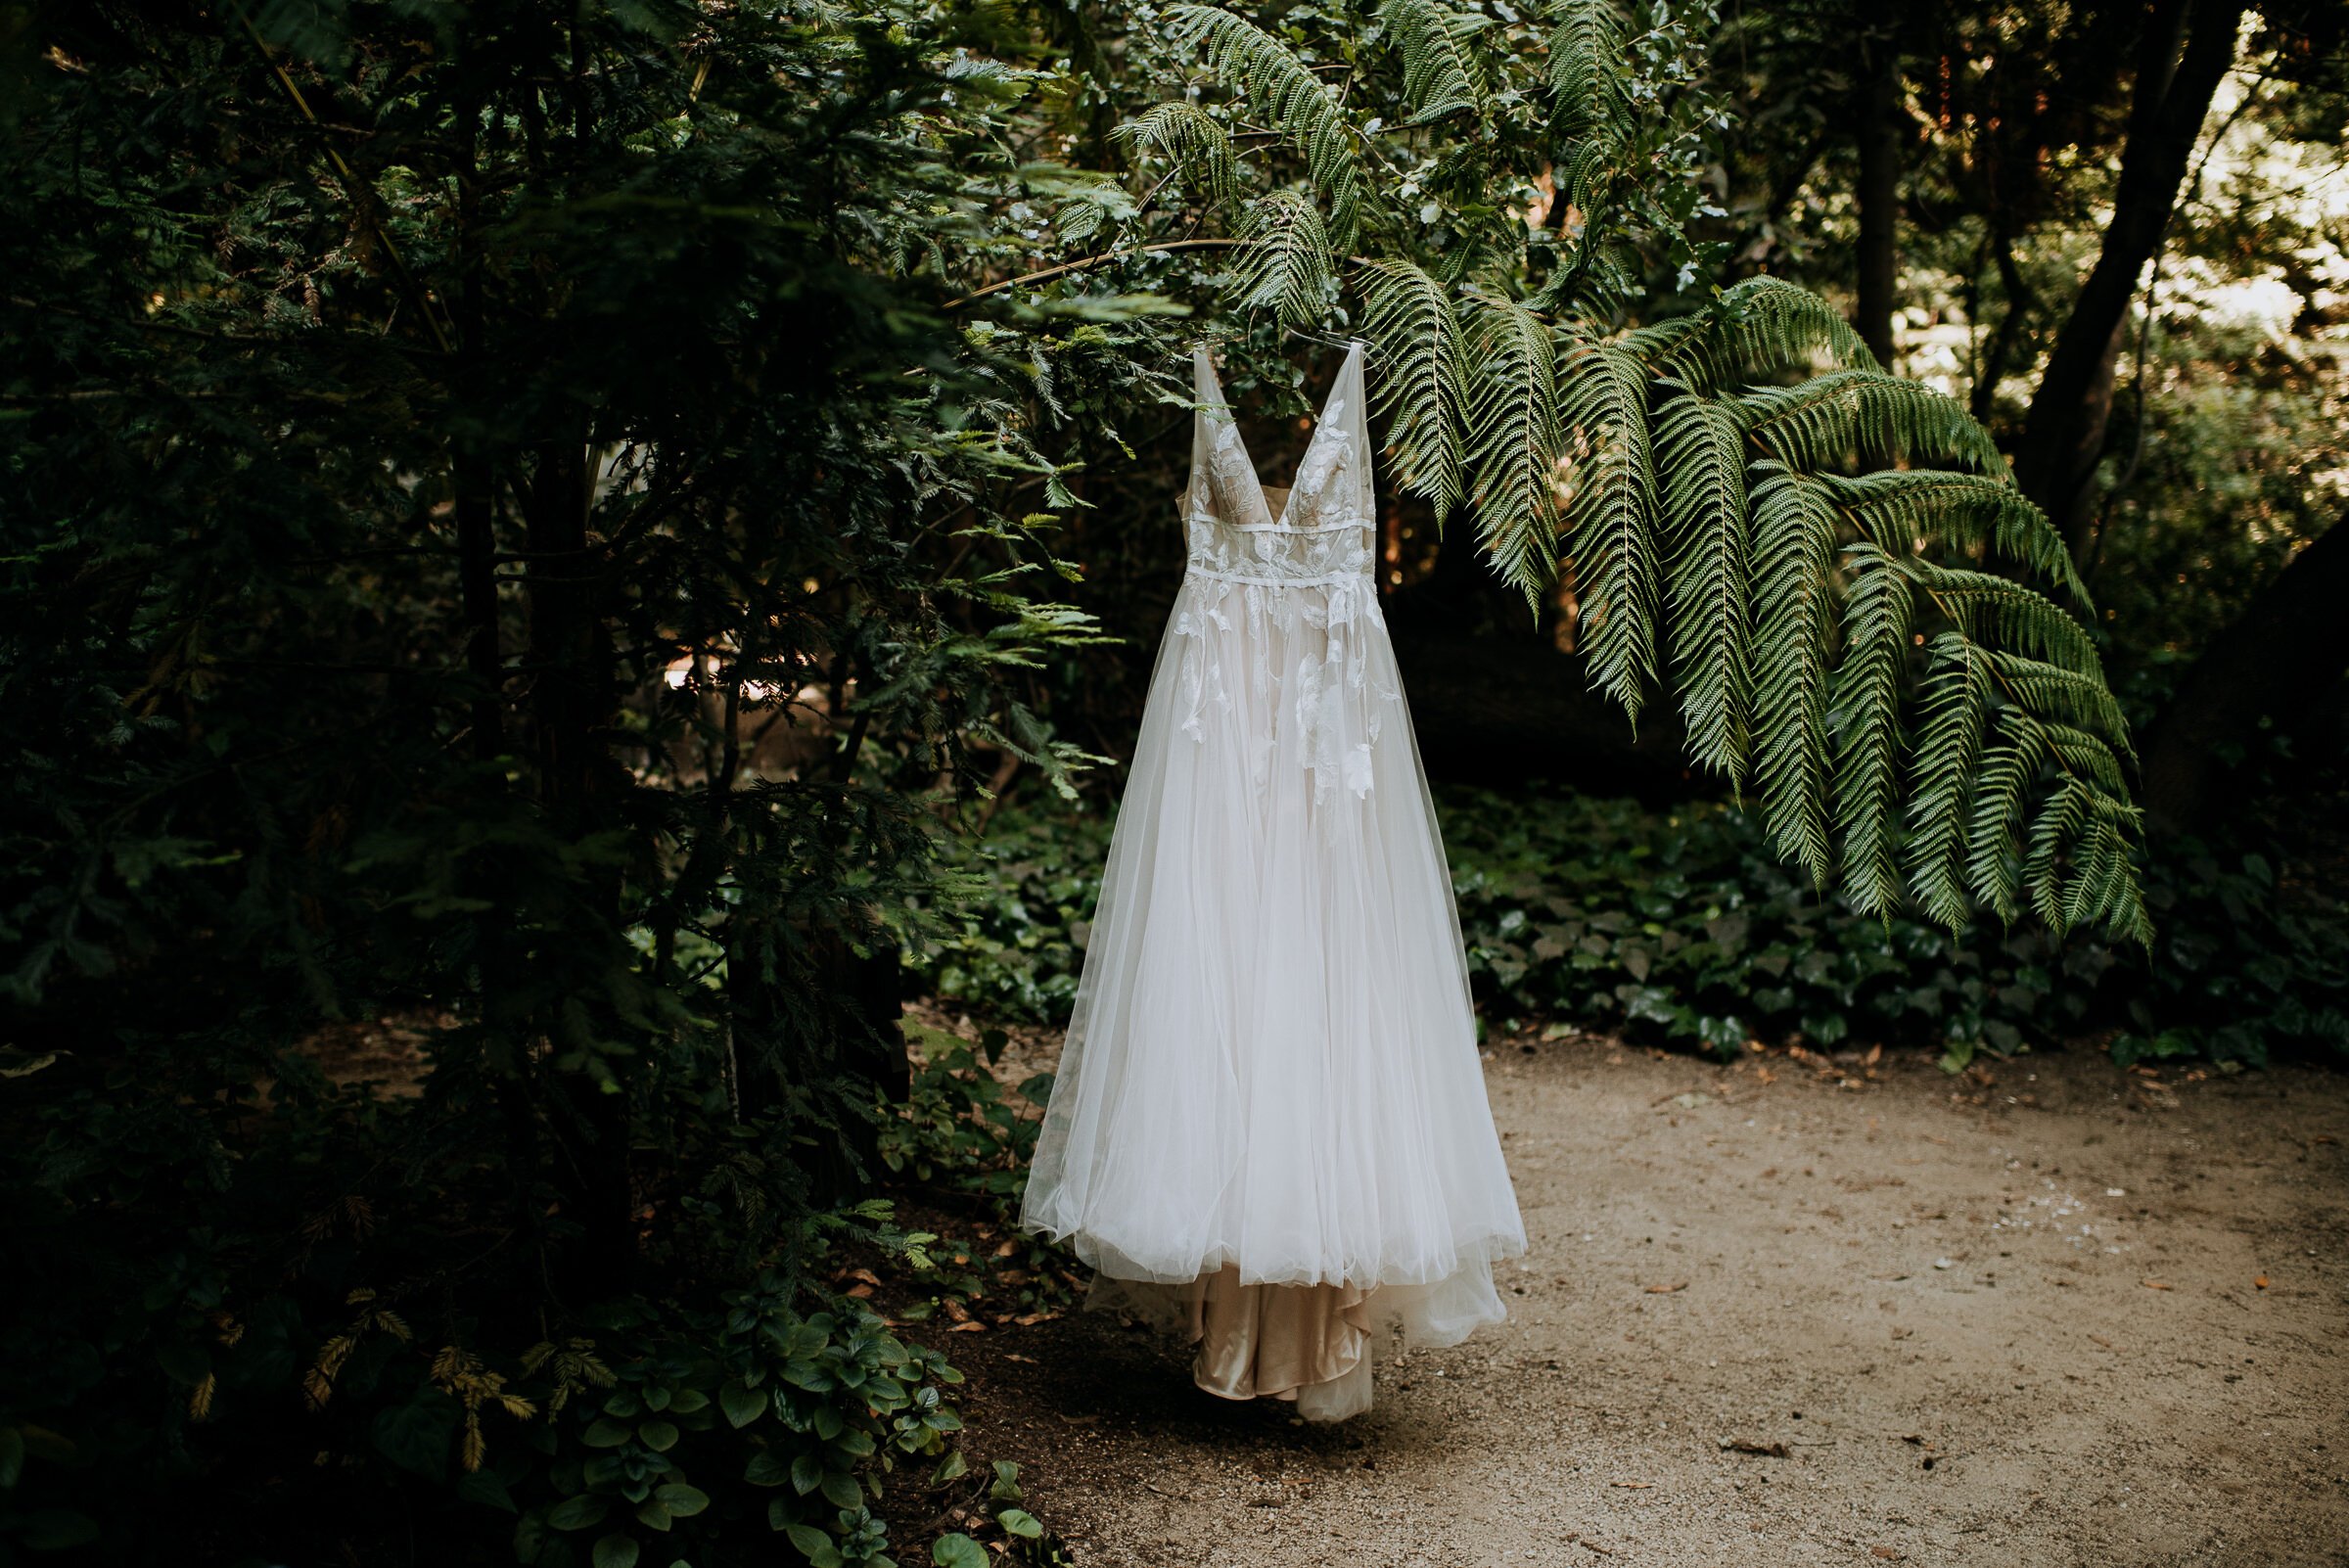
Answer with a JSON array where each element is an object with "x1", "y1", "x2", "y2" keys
[{"x1": 947, "y1": 1037, "x2": 2349, "y2": 1567}]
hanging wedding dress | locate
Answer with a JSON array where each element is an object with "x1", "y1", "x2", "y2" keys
[{"x1": 1019, "y1": 340, "x2": 1526, "y2": 1420}]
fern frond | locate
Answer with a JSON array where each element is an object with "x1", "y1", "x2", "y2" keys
[
  {"x1": 1819, "y1": 469, "x2": 2087, "y2": 605},
  {"x1": 2065, "y1": 800, "x2": 2153, "y2": 945},
  {"x1": 1654, "y1": 386, "x2": 1751, "y2": 781},
  {"x1": 1381, "y1": 0, "x2": 1489, "y2": 123},
  {"x1": 2024, "y1": 776, "x2": 2095, "y2": 935},
  {"x1": 1986, "y1": 651, "x2": 2135, "y2": 758},
  {"x1": 1748, "y1": 466, "x2": 1843, "y2": 887},
  {"x1": 1545, "y1": 0, "x2": 1626, "y2": 137},
  {"x1": 1460, "y1": 293, "x2": 1563, "y2": 601},
  {"x1": 1357, "y1": 257, "x2": 1468, "y2": 524},
  {"x1": 1829, "y1": 542, "x2": 1914, "y2": 917},
  {"x1": 1558, "y1": 331, "x2": 1663, "y2": 720},
  {"x1": 1168, "y1": 5, "x2": 1368, "y2": 247},
  {"x1": 1734, "y1": 370, "x2": 2005, "y2": 476},
  {"x1": 1964, "y1": 710, "x2": 2050, "y2": 924},
  {"x1": 2042, "y1": 721, "x2": 2132, "y2": 794},
  {"x1": 1228, "y1": 189, "x2": 1334, "y2": 329},
  {"x1": 1902, "y1": 630, "x2": 1993, "y2": 928},
  {"x1": 1661, "y1": 275, "x2": 1879, "y2": 392},
  {"x1": 1905, "y1": 562, "x2": 2104, "y2": 680},
  {"x1": 1115, "y1": 101, "x2": 1241, "y2": 208}
]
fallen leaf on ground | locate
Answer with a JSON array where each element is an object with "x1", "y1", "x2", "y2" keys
[
  {"x1": 942, "y1": 1298, "x2": 971, "y2": 1322},
  {"x1": 2253, "y1": 1274, "x2": 2270, "y2": 1289},
  {"x1": 1610, "y1": 1481, "x2": 1652, "y2": 1489},
  {"x1": 947, "y1": 1320, "x2": 987, "y2": 1332},
  {"x1": 848, "y1": 1268, "x2": 883, "y2": 1287},
  {"x1": 993, "y1": 1239, "x2": 1019, "y2": 1258},
  {"x1": 1645, "y1": 1281, "x2": 1688, "y2": 1294},
  {"x1": 1717, "y1": 1438, "x2": 1788, "y2": 1457},
  {"x1": 2088, "y1": 1334, "x2": 2113, "y2": 1349},
  {"x1": 1002, "y1": 1354, "x2": 1036, "y2": 1363},
  {"x1": 2142, "y1": 1279, "x2": 2173, "y2": 1291},
  {"x1": 844, "y1": 1283, "x2": 874, "y2": 1299},
  {"x1": 1872, "y1": 1548, "x2": 1904, "y2": 1560}
]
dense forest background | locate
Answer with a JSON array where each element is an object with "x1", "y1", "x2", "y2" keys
[{"x1": 1, "y1": 0, "x2": 2343, "y2": 1563}]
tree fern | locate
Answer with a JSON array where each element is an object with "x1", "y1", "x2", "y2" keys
[
  {"x1": 1734, "y1": 371, "x2": 2006, "y2": 476},
  {"x1": 1460, "y1": 294, "x2": 1563, "y2": 601},
  {"x1": 1228, "y1": 189, "x2": 1334, "y2": 329},
  {"x1": 1544, "y1": 0, "x2": 1626, "y2": 140},
  {"x1": 1748, "y1": 467, "x2": 1843, "y2": 886},
  {"x1": 1903, "y1": 561, "x2": 2103, "y2": 678},
  {"x1": 1964, "y1": 711, "x2": 2050, "y2": 924},
  {"x1": 1357, "y1": 257, "x2": 1469, "y2": 524},
  {"x1": 1651, "y1": 275, "x2": 1879, "y2": 392},
  {"x1": 1904, "y1": 633, "x2": 1995, "y2": 928},
  {"x1": 1115, "y1": 101, "x2": 1240, "y2": 208},
  {"x1": 1831, "y1": 542, "x2": 1915, "y2": 916},
  {"x1": 1167, "y1": 5, "x2": 1368, "y2": 248},
  {"x1": 1821, "y1": 470, "x2": 2086, "y2": 604},
  {"x1": 1654, "y1": 385, "x2": 1752, "y2": 782},
  {"x1": 1559, "y1": 331, "x2": 1664, "y2": 722},
  {"x1": 1380, "y1": 0, "x2": 1489, "y2": 124}
]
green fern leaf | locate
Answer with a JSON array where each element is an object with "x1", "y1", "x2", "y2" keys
[
  {"x1": 1734, "y1": 371, "x2": 2006, "y2": 476},
  {"x1": 1168, "y1": 5, "x2": 1369, "y2": 247},
  {"x1": 1903, "y1": 631, "x2": 1994, "y2": 928},
  {"x1": 1228, "y1": 190, "x2": 1334, "y2": 329},
  {"x1": 1558, "y1": 331, "x2": 1663, "y2": 721},
  {"x1": 1748, "y1": 466, "x2": 1843, "y2": 887},
  {"x1": 1654, "y1": 386, "x2": 1751, "y2": 782},
  {"x1": 1985, "y1": 652, "x2": 2135, "y2": 759},
  {"x1": 1381, "y1": 0, "x2": 1489, "y2": 123},
  {"x1": 1115, "y1": 101, "x2": 1241, "y2": 208},
  {"x1": 1545, "y1": 0, "x2": 1626, "y2": 137},
  {"x1": 1661, "y1": 275, "x2": 1879, "y2": 392},
  {"x1": 1357, "y1": 257, "x2": 1468, "y2": 524},
  {"x1": 1905, "y1": 563, "x2": 2104, "y2": 680},
  {"x1": 1829, "y1": 542, "x2": 1914, "y2": 917},
  {"x1": 1819, "y1": 470, "x2": 2086, "y2": 606},
  {"x1": 1964, "y1": 710, "x2": 2050, "y2": 924},
  {"x1": 1460, "y1": 293, "x2": 1564, "y2": 603}
]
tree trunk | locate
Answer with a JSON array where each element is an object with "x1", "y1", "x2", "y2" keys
[
  {"x1": 2141, "y1": 513, "x2": 2349, "y2": 833},
  {"x1": 525, "y1": 435, "x2": 639, "y2": 1287},
  {"x1": 2012, "y1": 0, "x2": 2244, "y2": 559},
  {"x1": 1853, "y1": 37, "x2": 1903, "y2": 368}
]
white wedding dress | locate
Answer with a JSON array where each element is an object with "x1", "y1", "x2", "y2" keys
[{"x1": 1019, "y1": 340, "x2": 1526, "y2": 1420}]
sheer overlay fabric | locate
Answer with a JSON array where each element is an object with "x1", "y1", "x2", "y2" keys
[{"x1": 1018, "y1": 341, "x2": 1527, "y2": 1419}]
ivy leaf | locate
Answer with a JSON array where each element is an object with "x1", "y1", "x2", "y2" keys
[
  {"x1": 591, "y1": 1533, "x2": 640, "y2": 1568},
  {"x1": 997, "y1": 1509, "x2": 1044, "y2": 1540}
]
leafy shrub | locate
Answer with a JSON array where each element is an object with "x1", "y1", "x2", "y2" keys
[
  {"x1": 921, "y1": 787, "x2": 2349, "y2": 1069},
  {"x1": 907, "y1": 819, "x2": 1113, "y2": 1026}
]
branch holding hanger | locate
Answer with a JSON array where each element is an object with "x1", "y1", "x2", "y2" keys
[{"x1": 944, "y1": 239, "x2": 1378, "y2": 310}]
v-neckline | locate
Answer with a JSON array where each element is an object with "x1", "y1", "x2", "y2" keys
[{"x1": 1199, "y1": 341, "x2": 1361, "y2": 528}]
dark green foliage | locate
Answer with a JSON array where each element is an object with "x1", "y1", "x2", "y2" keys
[
  {"x1": 925, "y1": 792, "x2": 2349, "y2": 1070},
  {"x1": 0, "y1": 0, "x2": 1158, "y2": 1559}
]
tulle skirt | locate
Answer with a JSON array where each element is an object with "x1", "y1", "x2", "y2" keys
[{"x1": 1019, "y1": 567, "x2": 1527, "y2": 1418}]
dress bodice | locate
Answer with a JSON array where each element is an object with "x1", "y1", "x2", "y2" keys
[{"x1": 1181, "y1": 341, "x2": 1376, "y2": 587}]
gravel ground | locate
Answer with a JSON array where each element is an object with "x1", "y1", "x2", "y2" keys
[{"x1": 942, "y1": 1034, "x2": 2349, "y2": 1568}]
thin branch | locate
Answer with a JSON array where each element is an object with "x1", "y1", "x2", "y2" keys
[{"x1": 944, "y1": 238, "x2": 1249, "y2": 308}]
